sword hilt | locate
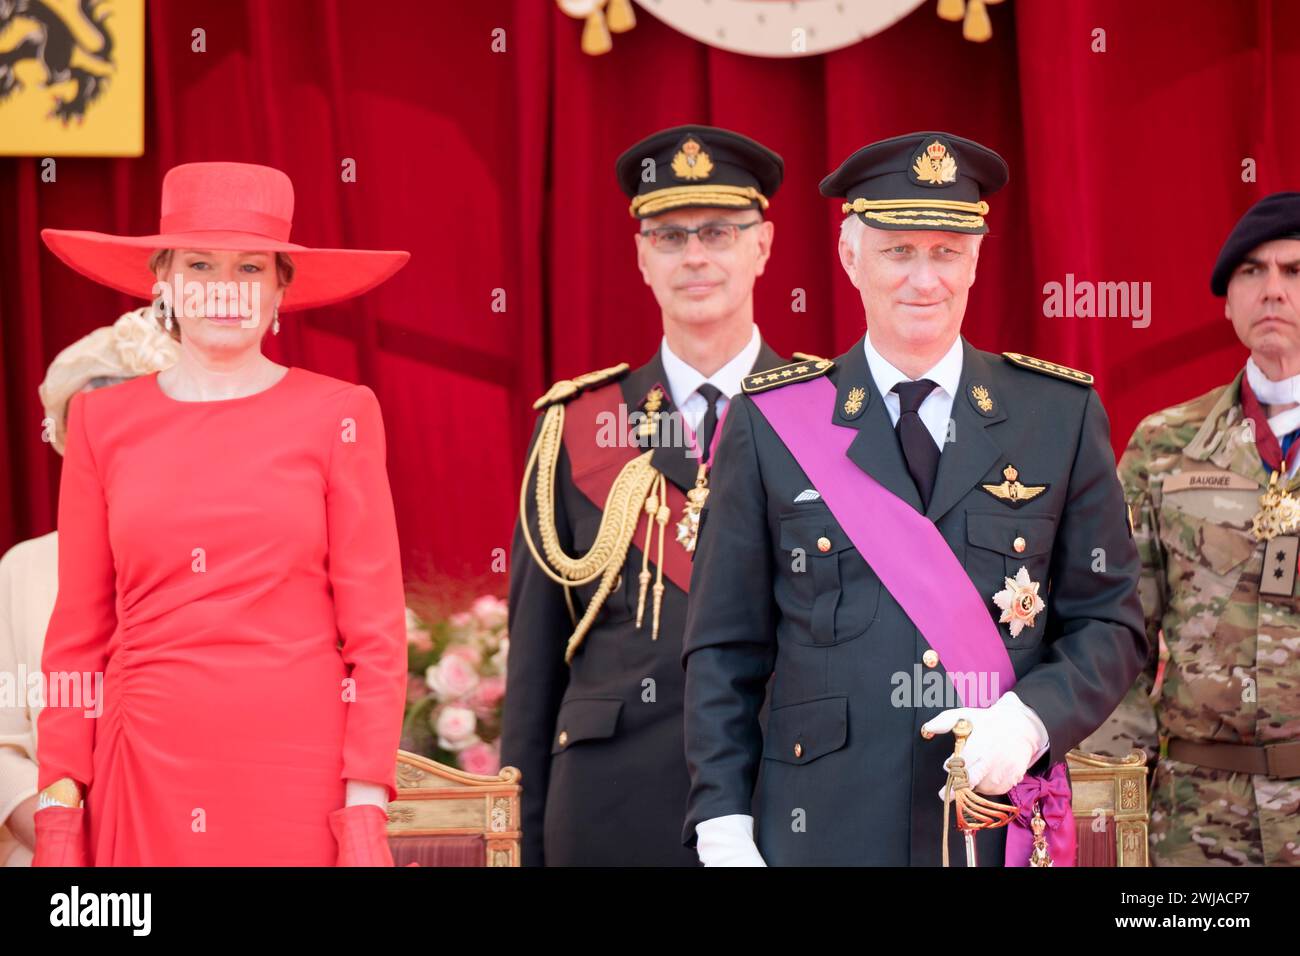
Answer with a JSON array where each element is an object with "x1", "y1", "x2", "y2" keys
[{"x1": 946, "y1": 718, "x2": 1016, "y2": 831}]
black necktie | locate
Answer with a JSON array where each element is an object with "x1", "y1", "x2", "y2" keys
[
  {"x1": 696, "y1": 383, "x2": 723, "y2": 464},
  {"x1": 892, "y1": 379, "x2": 940, "y2": 509}
]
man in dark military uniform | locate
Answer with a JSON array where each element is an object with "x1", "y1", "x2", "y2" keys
[
  {"x1": 501, "y1": 125, "x2": 790, "y2": 865},
  {"x1": 681, "y1": 132, "x2": 1148, "y2": 866}
]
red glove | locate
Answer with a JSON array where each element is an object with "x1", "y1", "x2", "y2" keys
[
  {"x1": 328, "y1": 805, "x2": 396, "y2": 867},
  {"x1": 32, "y1": 806, "x2": 89, "y2": 867}
]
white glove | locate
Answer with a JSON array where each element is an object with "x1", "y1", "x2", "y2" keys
[
  {"x1": 922, "y1": 692, "x2": 1050, "y2": 799},
  {"x1": 695, "y1": 814, "x2": 767, "y2": 866}
]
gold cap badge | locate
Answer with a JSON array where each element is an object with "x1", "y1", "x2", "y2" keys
[
  {"x1": 671, "y1": 137, "x2": 714, "y2": 181},
  {"x1": 912, "y1": 140, "x2": 958, "y2": 185}
]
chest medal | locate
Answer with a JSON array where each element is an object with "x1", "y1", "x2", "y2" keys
[{"x1": 675, "y1": 463, "x2": 709, "y2": 553}]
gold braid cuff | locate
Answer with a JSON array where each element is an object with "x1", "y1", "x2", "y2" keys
[
  {"x1": 518, "y1": 401, "x2": 666, "y2": 663},
  {"x1": 630, "y1": 185, "x2": 768, "y2": 218}
]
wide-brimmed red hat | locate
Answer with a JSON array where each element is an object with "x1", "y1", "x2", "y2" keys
[{"x1": 40, "y1": 162, "x2": 410, "y2": 311}]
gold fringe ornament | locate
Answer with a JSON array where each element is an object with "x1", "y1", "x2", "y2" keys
[
  {"x1": 936, "y1": 0, "x2": 1002, "y2": 43},
  {"x1": 519, "y1": 395, "x2": 675, "y2": 663},
  {"x1": 557, "y1": 0, "x2": 637, "y2": 56},
  {"x1": 606, "y1": 0, "x2": 636, "y2": 33}
]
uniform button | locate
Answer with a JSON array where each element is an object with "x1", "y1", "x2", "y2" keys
[
  {"x1": 794, "y1": 742, "x2": 803, "y2": 758},
  {"x1": 816, "y1": 536, "x2": 832, "y2": 553},
  {"x1": 1013, "y1": 536, "x2": 1027, "y2": 554},
  {"x1": 558, "y1": 731, "x2": 568, "y2": 747},
  {"x1": 922, "y1": 649, "x2": 939, "y2": 668}
]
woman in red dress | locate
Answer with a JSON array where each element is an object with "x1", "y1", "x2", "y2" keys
[{"x1": 32, "y1": 162, "x2": 411, "y2": 866}]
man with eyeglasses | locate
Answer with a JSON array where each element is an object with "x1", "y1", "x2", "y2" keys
[
  {"x1": 679, "y1": 131, "x2": 1146, "y2": 866},
  {"x1": 501, "y1": 125, "x2": 791, "y2": 865}
]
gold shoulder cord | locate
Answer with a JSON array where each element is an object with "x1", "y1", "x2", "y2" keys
[{"x1": 518, "y1": 401, "x2": 670, "y2": 663}]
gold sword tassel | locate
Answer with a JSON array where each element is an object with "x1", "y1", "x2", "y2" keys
[
  {"x1": 635, "y1": 482, "x2": 658, "y2": 628},
  {"x1": 652, "y1": 473, "x2": 669, "y2": 640}
]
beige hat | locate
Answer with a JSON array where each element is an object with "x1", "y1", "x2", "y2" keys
[{"x1": 39, "y1": 307, "x2": 181, "y2": 455}]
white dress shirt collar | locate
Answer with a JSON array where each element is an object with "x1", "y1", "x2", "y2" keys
[
  {"x1": 660, "y1": 324, "x2": 762, "y2": 408},
  {"x1": 862, "y1": 330, "x2": 964, "y2": 403}
]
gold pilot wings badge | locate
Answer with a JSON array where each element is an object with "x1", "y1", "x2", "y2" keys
[{"x1": 980, "y1": 464, "x2": 1049, "y2": 508}]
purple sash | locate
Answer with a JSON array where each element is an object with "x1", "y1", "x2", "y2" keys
[{"x1": 750, "y1": 376, "x2": 1075, "y2": 867}]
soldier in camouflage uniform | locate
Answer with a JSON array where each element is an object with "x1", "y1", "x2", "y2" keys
[{"x1": 1084, "y1": 192, "x2": 1300, "y2": 866}]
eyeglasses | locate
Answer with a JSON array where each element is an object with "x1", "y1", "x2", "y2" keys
[{"x1": 640, "y1": 220, "x2": 762, "y2": 253}]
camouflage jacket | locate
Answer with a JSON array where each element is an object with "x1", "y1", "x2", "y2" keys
[{"x1": 1092, "y1": 369, "x2": 1300, "y2": 757}]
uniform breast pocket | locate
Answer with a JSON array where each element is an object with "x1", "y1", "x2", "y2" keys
[
  {"x1": 762, "y1": 695, "x2": 848, "y2": 765},
  {"x1": 777, "y1": 508, "x2": 879, "y2": 646},
  {"x1": 966, "y1": 511, "x2": 1058, "y2": 649},
  {"x1": 570, "y1": 513, "x2": 633, "y2": 623},
  {"x1": 1157, "y1": 500, "x2": 1257, "y2": 614},
  {"x1": 550, "y1": 697, "x2": 623, "y2": 754}
]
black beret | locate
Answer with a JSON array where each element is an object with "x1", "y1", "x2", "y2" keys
[
  {"x1": 1210, "y1": 192, "x2": 1300, "y2": 295},
  {"x1": 616, "y1": 125, "x2": 784, "y2": 220},
  {"x1": 820, "y1": 131, "x2": 1008, "y2": 235}
]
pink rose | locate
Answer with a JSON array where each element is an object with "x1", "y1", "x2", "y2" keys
[
  {"x1": 407, "y1": 627, "x2": 433, "y2": 652},
  {"x1": 445, "y1": 643, "x2": 483, "y2": 666},
  {"x1": 434, "y1": 706, "x2": 480, "y2": 751},
  {"x1": 459, "y1": 741, "x2": 500, "y2": 776},
  {"x1": 471, "y1": 595, "x2": 508, "y2": 630},
  {"x1": 426, "y1": 654, "x2": 479, "y2": 700},
  {"x1": 449, "y1": 611, "x2": 472, "y2": 628},
  {"x1": 468, "y1": 676, "x2": 506, "y2": 717}
]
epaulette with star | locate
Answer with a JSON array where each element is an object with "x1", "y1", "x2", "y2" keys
[
  {"x1": 741, "y1": 357, "x2": 835, "y2": 394},
  {"x1": 1002, "y1": 352, "x2": 1094, "y2": 386},
  {"x1": 533, "y1": 363, "x2": 631, "y2": 410}
]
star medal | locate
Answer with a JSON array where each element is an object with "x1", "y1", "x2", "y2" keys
[{"x1": 992, "y1": 566, "x2": 1045, "y2": 637}]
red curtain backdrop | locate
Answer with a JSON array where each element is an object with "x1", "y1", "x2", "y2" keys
[{"x1": 2, "y1": 0, "x2": 1297, "y2": 583}]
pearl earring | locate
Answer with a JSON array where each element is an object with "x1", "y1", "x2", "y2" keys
[{"x1": 272, "y1": 307, "x2": 280, "y2": 335}]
